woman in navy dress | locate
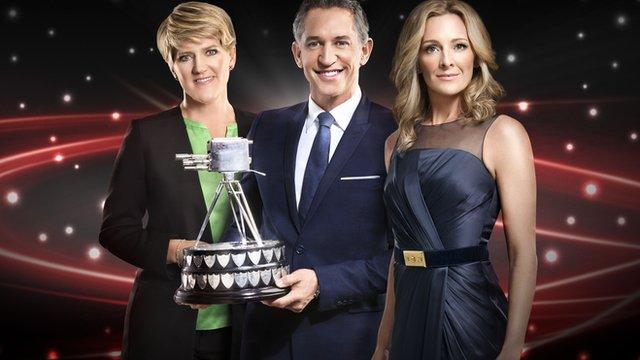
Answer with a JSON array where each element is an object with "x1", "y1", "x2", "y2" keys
[{"x1": 373, "y1": 1, "x2": 537, "y2": 359}]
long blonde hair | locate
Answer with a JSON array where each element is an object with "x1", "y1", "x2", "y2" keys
[{"x1": 390, "y1": 0, "x2": 504, "y2": 151}]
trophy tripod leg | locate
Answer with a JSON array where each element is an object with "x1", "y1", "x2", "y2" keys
[
  {"x1": 226, "y1": 181, "x2": 248, "y2": 241},
  {"x1": 195, "y1": 181, "x2": 225, "y2": 243},
  {"x1": 226, "y1": 180, "x2": 263, "y2": 245}
]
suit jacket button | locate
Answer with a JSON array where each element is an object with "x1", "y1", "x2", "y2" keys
[{"x1": 295, "y1": 245, "x2": 304, "y2": 255}]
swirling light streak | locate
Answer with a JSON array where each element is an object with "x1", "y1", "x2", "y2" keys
[
  {"x1": 533, "y1": 295, "x2": 628, "y2": 306},
  {"x1": 535, "y1": 258, "x2": 640, "y2": 292},
  {"x1": 0, "y1": 281, "x2": 128, "y2": 306},
  {"x1": 0, "y1": 247, "x2": 133, "y2": 284},
  {"x1": 525, "y1": 289, "x2": 640, "y2": 351},
  {"x1": 495, "y1": 222, "x2": 640, "y2": 250},
  {"x1": 535, "y1": 158, "x2": 640, "y2": 189}
]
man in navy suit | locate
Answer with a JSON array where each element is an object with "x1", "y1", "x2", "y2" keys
[{"x1": 236, "y1": 1, "x2": 396, "y2": 358}]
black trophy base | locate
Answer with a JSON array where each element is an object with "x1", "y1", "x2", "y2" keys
[{"x1": 174, "y1": 286, "x2": 289, "y2": 305}]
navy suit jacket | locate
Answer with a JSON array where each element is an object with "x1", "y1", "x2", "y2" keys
[{"x1": 236, "y1": 95, "x2": 396, "y2": 360}]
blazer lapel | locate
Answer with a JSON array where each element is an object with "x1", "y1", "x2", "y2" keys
[
  {"x1": 171, "y1": 109, "x2": 215, "y2": 244},
  {"x1": 301, "y1": 95, "x2": 372, "y2": 228},
  {"x1": 283, "y1": 103, "x2": 307, "y2": 234}
]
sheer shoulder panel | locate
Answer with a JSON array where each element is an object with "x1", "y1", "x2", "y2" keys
[{"x1": 411, "y1": 116, "x2": 499, "y2": 161}]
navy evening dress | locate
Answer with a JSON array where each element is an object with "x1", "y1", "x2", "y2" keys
[{"x1": 384, "y1": 116, "x2": 508, "y2": 359}]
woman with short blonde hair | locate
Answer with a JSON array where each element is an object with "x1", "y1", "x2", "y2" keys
[
  {"x1": 374, "y1": 1, "x2": 537, "y2": 359},
  {"x1": 100, "y1": 2, "x2": 253, "y2": 359}
]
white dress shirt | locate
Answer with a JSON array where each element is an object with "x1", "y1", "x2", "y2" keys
[{"x1": 295, "y1": 86, "x2": 362, "y2": 208}]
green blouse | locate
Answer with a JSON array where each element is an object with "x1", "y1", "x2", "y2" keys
[{"x1": 183, "y1": 118, "x2": 237, "y2": 331}]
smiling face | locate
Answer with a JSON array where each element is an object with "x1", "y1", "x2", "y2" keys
[
  {"x1": 418, "y1": 13, "x2": 475, "y2": 99},
  {"x1": 170, "y1": 37, "x2": 235, "y2": 105},
  {"x1": 292, "y1": 7, "x2": 372, "y2": 109}
]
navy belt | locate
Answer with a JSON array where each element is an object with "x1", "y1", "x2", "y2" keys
[{"x1": 394, "y1": 245, "x2": 489, "y2": 268}]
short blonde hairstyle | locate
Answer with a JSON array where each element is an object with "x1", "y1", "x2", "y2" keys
[
  {"x1": 390, "y1": 0, "x2": 504, "y2": 152},
  {"x1": 156, "y1": 2, "x2": 236, "y2": 63}
]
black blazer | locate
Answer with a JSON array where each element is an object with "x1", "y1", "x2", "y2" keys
[{"x1": 99, "y1": 106, "x2": 253, "y2": 360}]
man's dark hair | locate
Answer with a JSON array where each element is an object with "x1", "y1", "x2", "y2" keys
[{"x1": 292, "y1": 0, "x2": 370, "y2": 44}]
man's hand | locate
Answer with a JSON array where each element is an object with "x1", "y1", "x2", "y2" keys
[{"x1": 262, "y1": 269, "x2": 318, "y2": 313}]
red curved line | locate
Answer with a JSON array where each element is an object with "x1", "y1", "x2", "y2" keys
[
  {"x1": 0, "y1": 136, "x2": 122, "y2": 165},
  {"x1": 535, "y1": 258, "x2": 640, "y2": 291},
  {"x1": 0, "y1": 112, "x2": 148, "y2": 126},
  {"x1": 0, "y1": 247, "x2": 134, "y2": 284},
  {"x1": 0, "y1": 137, "x2": 123, "y2": 179},
  {"x1": 495, "y1": 222, "x2": 640, "y2": 250},
  {"x1": 535, "y1": 158, "x2": 640, "y2": 188},
  {"x1": 0, "y1": 281, "x2": 127, "y2": 306},
  {"x1": 500, "y1": 96, "x2": 640, "y2": 107}
]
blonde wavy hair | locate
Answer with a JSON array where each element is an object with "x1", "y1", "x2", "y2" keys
[
  {"x1": 156, "y1": 2, "x2": 236, "y2": 64},
  {"x1": 390, "y1": 0, "x2": 504, "y2": 151}
]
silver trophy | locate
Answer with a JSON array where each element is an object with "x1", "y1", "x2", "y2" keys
[{"x1": 174, "y1": 138, "x2": 289, "y2": 304}]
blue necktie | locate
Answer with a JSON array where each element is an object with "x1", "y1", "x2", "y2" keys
[{"x1": 298, "y1": 112, "x2": 334, "y2": 222}]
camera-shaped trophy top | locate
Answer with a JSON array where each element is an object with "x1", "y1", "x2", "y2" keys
[
  {"x1": 174, "y1": 137, "x2": 289, "y2": 304},
  {"x1": 176, "y1": 138, "x2": 252, "y2": 173}
]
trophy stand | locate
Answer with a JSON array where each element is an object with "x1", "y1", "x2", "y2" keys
[{"x1": 174, "y1": 138, "x2": 289, "y2": 305}]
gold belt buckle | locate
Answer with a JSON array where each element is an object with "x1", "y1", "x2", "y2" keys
[{"x1": 403, "y1": 250, "x2": 427, "y2": 267}]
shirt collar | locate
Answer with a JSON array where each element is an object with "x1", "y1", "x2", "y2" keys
[{"x1": 305, "y1": 86, "x2": 362, "y2": 132}]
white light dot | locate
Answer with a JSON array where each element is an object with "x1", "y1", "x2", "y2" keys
[
  {"x1": 616, "y1": 15, "x2": 627, "y2": 26},
  {"x1": 581, "y1": 82, "x2": 588, "y2": 90},
  {"x1": 7, "y1": 8, "x2": 18, "y2": 19},
  {"x1": 54, "y1": 153, "x2": 64, "y2": 162},
  {"x1": 111, "y1": 112, "x2": 121, "y2": 120},
  {"x1": 617, "y1": 216, "x2": 626, "y2": 226},
  {"x1": 611, "y1": 60, "x2": 620, "y2": 70},
  {"x1": 128, "y1": 47, "x2": 136, "y2": 55},
  {"x1": 566, "y1": 215, "x2": 576, "y2": 226},
  {"x1": 506, "y1": 53, "x2": 516, "y2": 63},
  {"x1": 517, "y1": 101, "x2": 529, "y2": 112},
  {"x1": 88, "y1": 247, "x2": 101, "y2": 260},
  {"x1": 577, "y1": 31, "x2": 585, "y2": 40},
  {"x1": 64, "y1": 225, "x2": 74, "y2": 235},
  {"x1": 38, "y1": 233, "x2": 48, "y2": 242},
  {"x1": 565, "y1": 142, "x2": 575, "y2": 152},
  {"x1": 544, "y1": 249, "x2": 558, "y2": 263},
  {"x1": 6, "y1": 191, "x2": 19, "y2": 204},
  {"x1": 62, "y1": 93, "x2": 72, "y2": 103},
  {"x1": 149, "y1": 47, "x2": 154, "y2": 52},
  {"x1": 49, "y1": 135, "x2": 57, "y2": 143},
  {"x1": 47, "y1": 28, "x2": 56, "y2": 37},
  {"x1": 630, "y1": 132, "x2": 638, "y2": 141},
  {"x1": 18, "y1": 102, "x2": 26, "y2": 110},
  {"x1": 584, "y1": 183, "x2": 598, "y2": 196},
  {"x1": 399, "y1": 14, "x2": 405, "y2": 20},
  {"x1": 10, "y1": 54, "x2": 18, "y2": 63},
  {"x1": 588, "y1": 107, "x2": 598, "y2": 117},
  {"x1": 85, "y1": 74, "x2": 92, "y2": 82},
  {"x1": 74, "y1": 164, "x2": 80, "y2": 170}
]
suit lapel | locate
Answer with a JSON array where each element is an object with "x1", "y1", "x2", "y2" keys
[
  {"x1": 283, "y1": 103, "x2": 307, "y2": 234},
  {"x1": 302, "y1": 95, "x2": 372, "y2": 229},
  {"x1": 171, "y1": 109, "x2": 215, "y2": 244}
]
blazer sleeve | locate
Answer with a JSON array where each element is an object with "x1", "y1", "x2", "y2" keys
[
  {"x1": 313, "y1": 228, "x2": 393, "y2": 312},
  {"x1": 99, "y1": 120, "x2": 172, "y2": 278}
]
